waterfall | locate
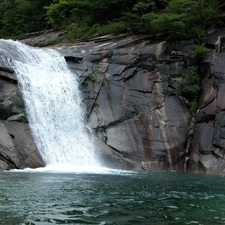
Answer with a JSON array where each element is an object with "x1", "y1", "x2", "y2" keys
[{"x1": 0, "y1": 40, "x2": 100, "y2": 170}]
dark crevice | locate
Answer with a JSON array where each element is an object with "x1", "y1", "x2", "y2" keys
[
  {"x1": 86, "y1": 77, "x2": 104, "y2": 118},
  {"x1": 204, "y1": 43, "x2": 216, "y2": 50},
  {"x1": 199, "y1": 95, "x2": 216, "y2": 110},
  {"x1": 105, "y1": 143, "x2": 132, "y2": 159},
  {"x1": 93, "y1": 125, "x2": 107, "y2": 133},
  {"x1": 94, "y1": 114, "x2": 139, "y2": 133},
  {"x1": 128, "y1": 89, "x2": 152, "y2": 94},
  {"x1": 64, "y1": 56, "x2": 83, "y2": 63},
  {"x1": 109, "y1": 80, "x2": 123, "y2": 88},
  {"x1": 123, "y1": 70, "x2": 137, "y2": 82},
  {"x1": 218, "y1": 108, "x2": 225, "y2": 113},
  {"x1": 115, "y1": 37, "x2": 149, "y2": 49},
  {"x1": 214, "y1": 72, "x2": 225, "y2": 77},
  {"x1": 0, "y1": 152, "x2": 19, "y2": 169},
  {"x1": 105, "y1": 116, "x2": 129, "y2": 129},
  {"x1": 0, "y1": 74, "x2": 17, "y2": 84},
  {"x1": 0, "y1": 67, "x2": 14, "y2": 73},
  {"x1": 196, "y1": 113, "x2": 216, "y2": 123},
  {"x1": 91, "y1": 51, "x2": 113, "y2": 63},
  {"x1": 9, "y1": 134, "x2": 15, "y2": 139},
  {"x1": 142, "y1": 138, "x2": 165, "y2": 143}
]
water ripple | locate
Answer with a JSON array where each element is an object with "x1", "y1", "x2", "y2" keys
[{"x1": 0, "y1": 172, "x2": 225, "y2": 225}]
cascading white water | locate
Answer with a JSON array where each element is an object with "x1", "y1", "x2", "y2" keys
[{"x1": 0, "y1": 40, "x2": 101, "y2": 170}]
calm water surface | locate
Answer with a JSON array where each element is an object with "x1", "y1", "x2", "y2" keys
[{"x1": 0, "y1": 171, "x2": 225, "y2": 225}]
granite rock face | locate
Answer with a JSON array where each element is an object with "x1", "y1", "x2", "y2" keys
[
  {"x1": 57, "y1": 35, "x2": 194, "y2": 171},
  {"x1": 0, "y1": 56, "x2": 44, "y2": 170},
  {"x1": 57, "y1": 31, "x2": 225, "y2": 174},
  {"x1": 188, "y1": 29, "x2": 225, "y2": 174},
  {"x1": 1, "y1": 30, "x2": 225, "y2": 174}
]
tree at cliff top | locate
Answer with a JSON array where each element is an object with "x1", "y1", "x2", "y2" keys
[
  {"x1": 44, "y1": 0, "x2": 169, "y2": 40},
  {"x1": 142, "y1": 0, "x2": 219, "y2": 40},
  {"x1": 0, "y1": 0, "x2": 222, "y2": 40},
  {"x1": 44, "y1": 0, "x2": 219, "y2": 41},
  {"x1": 0, "y1": 0, "x2": 52, "y2": 38}
]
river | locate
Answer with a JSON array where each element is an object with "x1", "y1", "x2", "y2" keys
[{"x1": 0, "y1": 171, "x2": 225, "y2": 225}]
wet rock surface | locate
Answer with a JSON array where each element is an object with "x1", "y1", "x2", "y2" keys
[
  {"x1": 57, "y1": 30, "x2": 225, "y2": 174},
  {"x1": 188, "y1": 29, "x2": 225, "y2": 174},
  {"x1": 1, "y1": 30, "x2": 225, "y2": 174},
  {"x1": 57, "y1": 35, "x2": 193, "y2": 171},
  {"x1": 0, "y1": 58, "x2": 44, "y2": 170}
]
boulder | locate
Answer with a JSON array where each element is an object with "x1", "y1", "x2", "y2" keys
[
  {"x1": 0, "y1": 53, "x2": 45, "y2": 170},
  {"x1": 3, "y1": 121, "x2": 45, "y2": 168}
]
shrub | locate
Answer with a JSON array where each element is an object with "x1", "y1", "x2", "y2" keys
[
  {"x1": 89, "y1": 73, "x2": 97, "y2": 82},
  {"x1": 188, "y1": 99, "x2": 198, "y2": 115},
  {"x1": 94, "y1": 101, "x2": 99, "y2": 107},
  {"x1": 149, "y1": 13, "x2": 189, "y2": 39},
  {"x1": 183, "y1": 66, "x2": 200, "y2": 99},
  {"x1": 192, "y1": 44, "x2": 205, "y2": 58},
  {"x1": 82, "y1": 72, "x2": 98, "y2": 86}
]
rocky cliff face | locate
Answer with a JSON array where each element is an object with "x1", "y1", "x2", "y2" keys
[
  {"x1": 57, "y1": 35, "x2": 193, "y2": 172},
  {"x1": 189, "y1": 29, "x2": 225, "y2": 174},
  {"x1": 0, "y1": 30, "x2": 225, "y2": 174},
  {"x1": 0, "y1": 55, "x2": 44, "y2": 170},
  {"x1": 58, "y1": 31, "x2": 225, "y2": 174}
]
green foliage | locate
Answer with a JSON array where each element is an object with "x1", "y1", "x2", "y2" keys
[
  {"x1": 45, "y1": 1, "x2": 72, "y2": 28},
  {"x1": 165, "y1": 0, "x2": 218, "y2": 40},
  {"x1": 44, "y1": 0, "x2": 169, "y2": 40},
  {"x1": 94, "y1": 101, "x2": 99, "y2": 107},
  {"x1": 132, "y1": 2, "x2": 154, "y2": 15},
  {"x1": 141, "y1": 13, "x2": 158, "y2": 33},
  {"x1": 66, "y1": 25, "x2": 93, "y2": 42},
  {"x1": 181, "y1": 51, "x2": 204, "y2": 116},
  {"x1": 183, "y1": 66, "x2": 200, "y2": 98},
  {"x1": 89, "y1": 73, "x2": 98, "y2": 82},
  {"x1": 192, "y1": 44, "x2": 205, "y2": 58},
  {"x1": 181, "y1": 43, "x2": 206, "y2": 115},
  {"x1": 189, "y1": 26, "x2": 206, "y2": 40},
  {"x1": 184, "y1": 83, "x2": 200, "y2": 99},
  {"x1": 100, "y1": 22, "x2": 128, "y2": 35},
  {"x1": 0, "y1": 0, "x2": 52, "y2": 37},
  {"x1": 150, "y1": 13, "x2": 189, "y2": 39},
  {"x1": 172, "y1": 65, "x2": 201, "y2": 115},
  {"x1": 67, "y1": 21, "x2": 127, "y2": 41},
  {"x1": 183, "y1": 66, "x2": 201, "y2": 114},
  {"x1": 0, "y1": 0, "x2": 221, "y2": 41},
  {"x1": 139, "y1": 0, "x2": 218, "y2": 40},
  {"x1": 82, "y1": 72, "x2": 98, "y2": 86},
  {"x1": 188, "y1": 99, "x2": 198, "y2": 114},
  {"x1": 83, "y1": 80, "x2": 89, "y2": 86},
  {"x1": 181, "y1": 69, "x2": 187, "y2": 78}
]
